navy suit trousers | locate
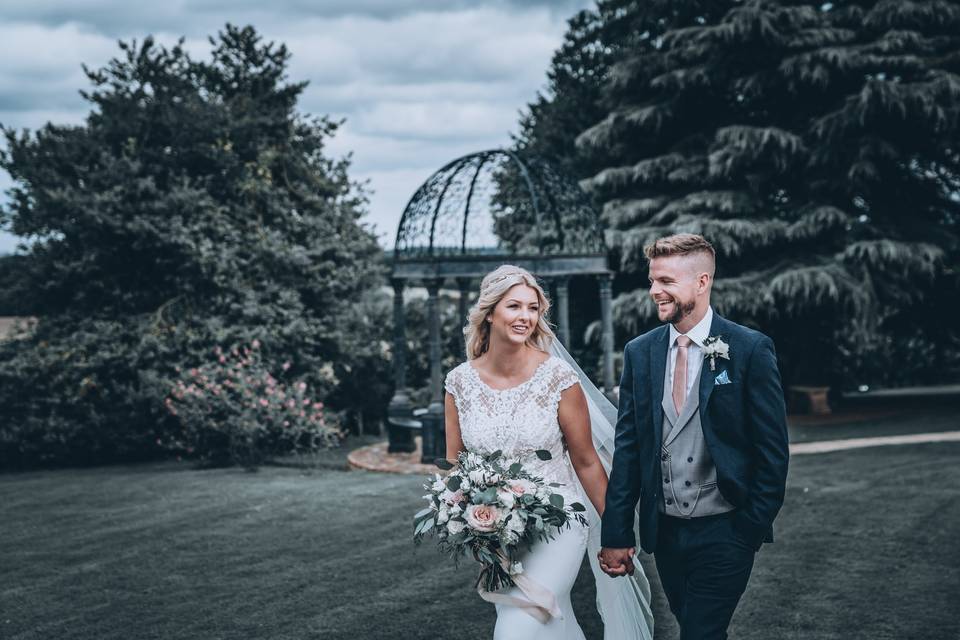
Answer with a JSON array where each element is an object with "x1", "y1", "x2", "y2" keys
[{"x1": 654, "y1": 511, "x2": 756, "y2": 640}]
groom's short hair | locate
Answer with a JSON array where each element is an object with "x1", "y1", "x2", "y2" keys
[{"x1": 644, "y1": 233, "x2": 716, "y2": 263}]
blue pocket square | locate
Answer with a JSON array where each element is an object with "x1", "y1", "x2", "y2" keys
[{"x1": 714, "y1": 370, "x2": 731, "y2": 385}]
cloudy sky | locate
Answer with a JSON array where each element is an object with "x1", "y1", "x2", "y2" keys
[{"x1": 0, "y1": 0, "x2": 592, "y2": 254}]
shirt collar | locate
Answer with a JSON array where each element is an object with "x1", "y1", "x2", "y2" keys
[{"x1": 669, "y1": 306, "x2": 713, "y2": 349}]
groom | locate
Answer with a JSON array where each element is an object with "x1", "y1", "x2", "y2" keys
[{"x1": 599, "y1": 234, "x2": 789, "y2": 639}]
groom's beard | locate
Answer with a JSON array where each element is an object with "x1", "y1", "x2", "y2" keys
[{"x1": 663, "y1": 298, "x2": 696, "y2": 325}]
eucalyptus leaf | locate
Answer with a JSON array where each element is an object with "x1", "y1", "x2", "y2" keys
[{"x1": 534, "y1": 449, "x2": 552, "y2": 461}]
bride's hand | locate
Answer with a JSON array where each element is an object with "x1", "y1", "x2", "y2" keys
[{"x1": 598, "y1": 547, "x2": 635, "y2": 577}]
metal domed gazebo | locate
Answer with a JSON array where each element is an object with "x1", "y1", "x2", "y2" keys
[{"x1": 387, "y1": 149, "x2": 617, "y2": 459}]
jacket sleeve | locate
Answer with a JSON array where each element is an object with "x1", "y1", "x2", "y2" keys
[
  {"x1": 733, "y1": 335, "x2": 790, "y2": 549},
  {"x1": 601, "y1": 343, "x2": 644, "y2": 548}
]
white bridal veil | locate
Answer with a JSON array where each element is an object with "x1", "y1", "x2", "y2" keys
[{"x1": 549, "y1": 339, "x2": 655, "y2": 640}]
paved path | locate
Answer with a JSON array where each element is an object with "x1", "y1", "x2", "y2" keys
[
  {"x1": 790, "y1": 430, "x2": 960, "y2": 454},
  {"x1": 350, "y1": 431, "x2": 960, "y2": 474}
]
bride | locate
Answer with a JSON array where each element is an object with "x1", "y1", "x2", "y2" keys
[{"x1": 443, "y1": 265, "x2": 654, "y2": 640}]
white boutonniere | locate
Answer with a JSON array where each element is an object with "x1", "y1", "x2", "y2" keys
[{"x1": 702, "y1": 336, "x2": 730, "y2": 371}]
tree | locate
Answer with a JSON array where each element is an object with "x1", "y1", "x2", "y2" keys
[
  {"x1": 0, "y1": 25, "x2": 386, "y2": 467},
  {"x1": 572, "y1": 0, "x2": 960, "y2": 387},
  {"x1": 513, "y1": 1, "x2": 739, "y2": 175},
  {"x1": 505, "y1": 1, "x2": 743, "y2": 360}
]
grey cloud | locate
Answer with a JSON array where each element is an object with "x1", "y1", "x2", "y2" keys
[
  {"x1": 3, "y1": 1, "x2": 592, "y2": 36},
  {"x1": 0, "y1": 0, "x2": 592, "y2": 247}
]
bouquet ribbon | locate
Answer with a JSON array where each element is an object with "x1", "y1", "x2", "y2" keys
[{"x1": 477, "y1": 555, "x2": 562, "y2": 623}]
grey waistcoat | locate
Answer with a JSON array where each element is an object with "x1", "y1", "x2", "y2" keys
[{"x1": 659, "y1": 362, "x2": 735, "y2": 518}]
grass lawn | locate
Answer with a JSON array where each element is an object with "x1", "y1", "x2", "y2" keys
[{"x1": 2, "y1": 442, "x2": 959, "y2": 640}]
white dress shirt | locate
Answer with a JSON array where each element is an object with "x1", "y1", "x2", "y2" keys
[{"x1": 667, "y1": 306, "x2": 714, "y2": 399}]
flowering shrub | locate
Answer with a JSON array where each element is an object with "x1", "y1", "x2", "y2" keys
[{"x1": 164, "y1": 340, "x2": 340, "y2": 468}]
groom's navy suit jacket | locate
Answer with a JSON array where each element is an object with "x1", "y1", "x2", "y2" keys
[{"x1": 601, "y1": 313, "x2": 790, "y2": 553}]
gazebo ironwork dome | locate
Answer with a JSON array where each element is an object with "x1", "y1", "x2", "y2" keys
[{"x1": 386, "y1": 150, "x2": 617, "y2": 460}]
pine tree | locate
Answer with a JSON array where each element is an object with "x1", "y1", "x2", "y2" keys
[
  {"x1": 0, "y1": 26, "x2": 386, "y2": 466},
  {"x1": 574, "y1": 0, "x2": 960, "y2": 387},
  {"x1": 513, "y1": 0, "x2": 739, "y2": 175}
]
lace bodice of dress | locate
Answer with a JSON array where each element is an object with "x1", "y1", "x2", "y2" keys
[{"x1": 444, "y1": 356, "x2": 584, "y2": 503}]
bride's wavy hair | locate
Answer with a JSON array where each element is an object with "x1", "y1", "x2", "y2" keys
[{"x1": 464, "y1": 265, "x2": 556, "y2": 360}]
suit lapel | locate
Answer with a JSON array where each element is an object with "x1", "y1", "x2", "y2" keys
[
  {"x1": 650, "y1": 327, "x2": 669, "y2": 446},
  {"x1": 698, "y1": 313, "x2": 726, "y2": 423}
]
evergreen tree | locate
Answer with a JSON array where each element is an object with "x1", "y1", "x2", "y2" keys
[
  {"x1": 513, "y1": 0, "x2": 739, "y2": 176},
  {"x1": 0, "y1": 26, "x2": 386, "y2": 466},
  {"x1": 574, "y1": 0, "x2": 960, "y2": 387}
]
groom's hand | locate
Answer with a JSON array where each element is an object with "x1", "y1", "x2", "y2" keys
[{"x1": 598, "y1": 547, "x2": 635, "y2": 577}]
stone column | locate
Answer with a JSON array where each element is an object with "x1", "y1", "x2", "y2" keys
[
  {"x1": 555, "y1": 276, "x2": 571, "y2": 347},
  {"x1": 456, "y1": 277, "x2": 471, "y2": 357},
  {"x1": 426, "y1": 279, "x2": 444, "y2": 404},
  {"x1": 387, "y1": 278, "x2": 416, "y2": 453},
  {"x1": 424, "y1": 278, "x2": 446, "y2": 464},
  {"x1": 598, "y1": 273, "x2": 616, "y2": 400}
]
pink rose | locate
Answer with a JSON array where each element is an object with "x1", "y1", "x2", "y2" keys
[
  {"x1": 507, "y1": 479, "x2": 537, "y2": 496},
  {"x1": 465, "y1": 504, "x2": 502, "y2": 532}
]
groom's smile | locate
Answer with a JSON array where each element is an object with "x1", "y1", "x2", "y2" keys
[{"x1": 648, "y1": 253, "x2": 714, "y2": 333}]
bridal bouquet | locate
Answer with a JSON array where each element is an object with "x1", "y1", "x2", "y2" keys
[{"x1": 413, "y1": 449, "x2": 587, "y2": 592}]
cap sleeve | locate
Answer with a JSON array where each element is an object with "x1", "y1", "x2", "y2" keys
[
  {"x1": 553, "y1": 358, "x2": 581, "y2": 395},
  {"x1": 444, "y1": 366, "x2": 462, "y2": 402}
]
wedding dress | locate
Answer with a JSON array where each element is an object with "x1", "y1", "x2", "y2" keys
[{"x1": 444, "y1": 351, "x2": 654, "y2": 640}]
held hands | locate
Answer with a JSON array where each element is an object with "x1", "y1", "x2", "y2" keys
[{"x1": 598, "y1": 547, "x2": 636, "y2": 578}]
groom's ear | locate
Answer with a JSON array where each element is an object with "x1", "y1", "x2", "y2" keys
[{"x1": 697, "y1": 271, "x2": 712, "y2": 294}]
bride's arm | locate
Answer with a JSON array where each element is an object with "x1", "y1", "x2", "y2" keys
[
  {"x1": 558, "y1": 384, "x2": 607, "y2": 516},
  {"x1": 444, "y1": 392, "x2": 466, "y2": 465}
]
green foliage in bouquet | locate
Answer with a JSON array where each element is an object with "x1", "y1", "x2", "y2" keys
[
  {"x1": 414, "y1": 449, "x2": 587, "y2": 593},
  {"x1": 0, "y1": 25, "x2": 385, "y2": 467},
  {"x1": 163, "y1": 340, "x2": 340, "y2": 469}
]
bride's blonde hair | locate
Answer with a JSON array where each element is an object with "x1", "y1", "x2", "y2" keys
[{"x1": 464, "y1": 265, "x2": 556, "y2": 360}]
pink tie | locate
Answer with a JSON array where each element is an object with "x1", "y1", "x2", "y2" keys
[{"x1": 673, "y1": 335, "x2": 692, "y2": 414}]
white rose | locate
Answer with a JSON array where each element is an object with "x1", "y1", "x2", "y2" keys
[
  {"x1": 446, "y1": 519, "x2": 466, "y2": 535},
  {"x1": 437, "y1": 504, "x2": 449, "y2": 525},
  {"x1": 468, "y1": 469, "x2": 486, "y2": 486},
  {"x1": 431, "y1": 476, "x2": 446, "y2": 493},
  {"x1": 449, "y1": 503, "x2": 463, "y2": 516},
  {"x1": 505, "y1": 513, "x2": 527, "y2": 536},
  {"x1": 497, "y1": 489, "x2": 516, "y2": 509},
  {"x1": 484, "y1": 471, "x2": 502, "y2": 486}
]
